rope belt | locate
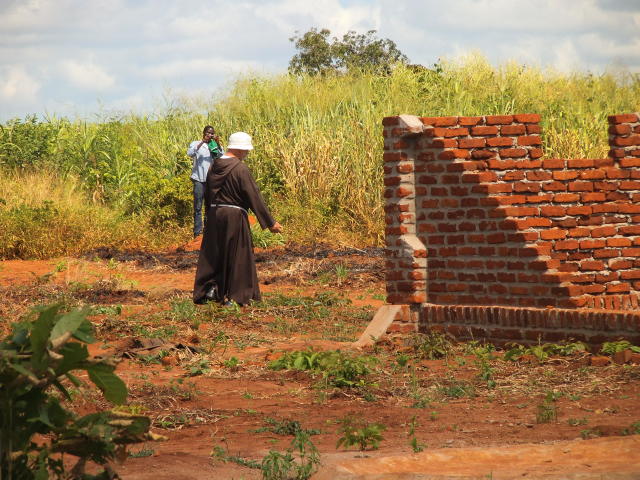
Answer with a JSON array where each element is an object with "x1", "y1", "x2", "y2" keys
[{"x1": 211, "y1": 203, "x2": 248, "y2": 214}]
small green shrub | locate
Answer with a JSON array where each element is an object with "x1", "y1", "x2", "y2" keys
[
  {"x1": 504, "y1": 341, "x2": 588, "y2": 362},
  {"x1": 601, "y1": 340, "x2": 640, "y2": 355},
  {"x1": 268, "y1": 349, "x2": 376, "y2": 389},
  {"x1": 261, "y1": 430, "x2": 320, "y2": 480},
  {"x1": 536, "y1": 391, "x2": 560, "y2": 424},
  {"x1": 336, "y1": 416, "x2": 385, "y2": 451},
  {"x1": 407, "y1": 331, "x2": 454, "y2": 360}
]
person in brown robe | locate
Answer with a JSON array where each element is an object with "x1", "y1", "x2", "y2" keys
[{"x1": 193, "y1": 131, "x2": 282, "y2": 306}]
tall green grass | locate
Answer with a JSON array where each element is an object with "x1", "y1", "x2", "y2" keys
[
  {"x1": 1, "y1": 54, "x2": 638, "y2": 257},
  {"x1": 0, "y1": 170, "x2": 187, "y2": 259}
]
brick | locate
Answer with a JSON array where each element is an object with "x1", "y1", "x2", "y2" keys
[
  {"x1": 526, "y1": 171, "x2": 552, "y2": 181},
  {"x1": 590, "y1": 356, "x2": 611, "y2": 367},
  {"x1": 580, "y1": 239, "x2": 606, "y2": 249},
  {"x1": 553, "y1": 193, "x2": 580, "y2": 202},
  {"x1": 622, "y1": 248, "x2": 640, "y2": 257},
  {"x1": 502, "y1": 171, "x2": 525, "y2": 181},
  {"x1": 472, "y1": 150, "x2": 498, "y2": 159},
  {"x1": 619, "y1": 226, "x2": 640, "y2": 235},
  {"x1": 397, "y1": 163, "x2": 414, "y2": 173},
  {"x1": 607, "y1": 283, "x2": 631, "y2": 293},
  {"x1": 540, "y1": 206, "x2": 566, "y2": 216},
  {"x1": 581, "y1": 192, "x2": 606, "y2": 202},
  {"x1": 529, "y1": 148, "x2": 544, "y2": 159},
  {"x1": 518, "y1": 135, "x2": 542, "y2": 146},
  {"x1": 568, "y1": 159, "x2": 594, "y2": 168},
  {"x1": 488, "y1": 159, "x2": 516, "y2": 169},
  {"x1": 384, "y1": 177, "x2": 401, "y2": 186},
  {"x1": 620, "y1": 181, "x2": 640, "y2": 190},
  {"x1": 612, "y1": 135, "x2": 640, "y2": 147},
  {"x1": 609, "y1": 124, "x2": 632, "y2": 135},
  {"x1": 459, "y1": 138, "x2": 486, "y2": 148},
  {"x1": 433, "y1": 127, "x2": 469, "y2": 138},
  {"x1": 580, "y1": 169, "x2": 606, "y2": 180},
  {"x1": 527, "y1": 124, "x2": 542, "y2": 134},
  {"x1": 384, "y1": 152, "x2": 403, "y2": 162},
  {"x1": 513, "y1": 182, "x2": 541, "y2": 193},
  {"x1": 568, "y1": 181, "x2": 594, "y2": 192},
  {"x1": 591, "y1": 226, "x2": 616, "y2": 237},
  {"x1": 553, "y1": 171, "x2": 578, "y2": 180},
  {"x1": 594, "y1": 249, "x2": 620, "y2": 258},
  {"x1": 566, "y1": 206, "x2": 592, "y2": 215},
  {"x1": 396, "y1": 186, "x2": 413, "y2": 197},
  {"x1": 607, "y1": 237, "x2": 632, "y2": 247},
  {"x1": 580, "y1": 260, "x2": 606, "y2": 271},
  {"x1": 432, "y1": 116, "x2": 459, "y2": 126},
  {"x1": 461, "y1": 172, "x2": 498, "y2": 183},
  {"x1": 619, "y1": 203, "x2": 640, "y2": 214},
  {"x1": 502, "y1": 206, "x2": 539, "y2": 217},
  {"x1": 543, "y1": 159, "x2": 565, "y2": 169},
  {"x1": 501, "y1": 124, "x2": 526, "y2": 135},
  {"x1": 429, "y1": 138, "x2": 458, "y2": 148},
  {"x1": 382, "y1": 117, "x2": 400, "y2": 126},
  {"x1": 515, "y1": 218, "x2": 553, "y2": 228},
  {"x1": 555, "y1": 240, "x2": 579, "y2": 250},
  {"x1": 542, "y1": 181, "x2": 567, "y2": 192},
  {"x1": 438, "y1": 149, "x2": 471, "y2": 160},
  {"x1": 487, "y1": 137, "x2": 514, "y2": 147},
  {"x1": 620, "y1": 158, "x2": 640, "y2": 167},
  {"x1": 608, "y1": 113, "x2": 639, "y2": 124},
  {"x1": 620, "y1": 270, "x2": 640, "y2": 280},
  {"x1": 595, "y1": 158, "x2": 615, "y2": 167},
  {"x1": 485, "y1": 115, "x2": 514, "y2": 125},
  {"x1": 610, "y1": 259, "x2": 633, "y2": 270},
  {"x1": 540, "y1": 228, "x2": 567, "y2": 240},
  {"x1": 568, "y1": 227, "x2": 590, "y2": 237},
  {"x1": 514, "y1": 113, "x2": 541, "y2": 123},
  {"x1": 471, "y1": 126, "x2": 499, "y2": 136},
  {"x1": 459, "y1": 116, "x2": 483, "y2": 126},
  {"x1": 500, "y1": 148, "x2": 528, "y2": 158}
]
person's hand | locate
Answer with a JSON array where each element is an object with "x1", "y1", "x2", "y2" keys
[
  {"x1": 269, "y1": 222, "x2": 282, "y2": 233},
  {"x1": 213, "y1": 134, "x2": 221, "y2": 143}
]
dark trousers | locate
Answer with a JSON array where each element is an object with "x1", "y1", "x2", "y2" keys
[{"x1": 192, "y1": 180, "x2": 206, "y2": 237}]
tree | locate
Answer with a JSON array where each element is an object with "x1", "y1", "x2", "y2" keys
[{"x1": 289, "y1": 28, "x2": 408, "y2": 76}]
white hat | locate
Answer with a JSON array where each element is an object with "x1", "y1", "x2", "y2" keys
[{"x1": 227, "y1": 132, "x2": 253, "y2": 150}]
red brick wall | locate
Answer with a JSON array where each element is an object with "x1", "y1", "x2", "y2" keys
[{"x1": 383, "y1": 113, "x2": 640, "y2": 345}]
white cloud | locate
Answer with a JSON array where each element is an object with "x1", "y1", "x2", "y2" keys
[
  {"x1": 0, "y1": 65, "x2": 41, "y2": 100},
  {"x1": 61, "y1": 59, "x2": 115, "y2": 91},
  {"x1": 0, "y1": 0, "x2": 639, "y2": 121}
]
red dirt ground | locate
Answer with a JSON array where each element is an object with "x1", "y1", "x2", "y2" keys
[{"x1": 1, "y1": 243, "x2": 639, "y2": 479}]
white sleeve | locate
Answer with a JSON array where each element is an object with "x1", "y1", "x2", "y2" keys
[{"x1": 187, "y1": 141, "x2": 198, "y2": 158}]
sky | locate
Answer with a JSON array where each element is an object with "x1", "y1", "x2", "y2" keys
[{"x1": 1, "y1": 0, "x2": 639, "y2": 121}]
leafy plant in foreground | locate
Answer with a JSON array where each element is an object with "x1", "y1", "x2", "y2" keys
[{"x1": 0, "y1": 304, "x2": 159, "y2": 479}]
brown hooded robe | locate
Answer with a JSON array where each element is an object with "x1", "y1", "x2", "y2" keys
[{"x1": 193, "y1": 155, "x2": 275, "y2": 305}]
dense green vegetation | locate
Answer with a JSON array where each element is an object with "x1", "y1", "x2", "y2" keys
[{"x1": 1, "y1": 54, "x2": 639, "y2": 258}]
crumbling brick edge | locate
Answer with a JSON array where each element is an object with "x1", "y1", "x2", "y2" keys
[{"x1": 384, "y1": 303, "x2": 640, "y2": 348}]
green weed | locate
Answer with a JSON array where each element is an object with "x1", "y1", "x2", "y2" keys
[
  {"x1": 336, "y1": 416, "x2": 386, "y2": 451},
  {"x1": 268, "y1": 349, "x2": 377, "y2": 390},
  {"x1": 536, "y1": 391, "x2": 560, "y2": 424}
]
